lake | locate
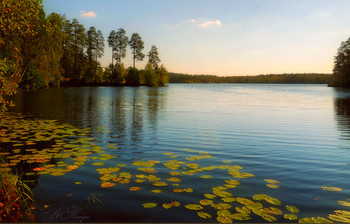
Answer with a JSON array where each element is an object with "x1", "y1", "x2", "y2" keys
[{"x1": 3, "y1": 84, "x2": 350, "y2": 222}]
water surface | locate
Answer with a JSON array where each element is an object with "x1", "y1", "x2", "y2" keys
[{"x1": 7, "y1": 84, "x2": 350, "y2": 222}]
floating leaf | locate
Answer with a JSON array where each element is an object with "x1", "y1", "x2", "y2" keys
[
  {"x1": 75, "y1": 182, "x2": 82, "y2": 185},
  {"x1": 211, "y1": 203, "x2": 232, "y2": 210},
  {"x1": 261, "y1": 213, "x2": 277, "y2": 222},
  {"x1": 299, "y1": 217, "x2": 314, "y2": 223},
  {"x1": 263, "y1": 207, "x2": 283, "y2": 215},
  {"x1": 225, "y1": 179, "x2": 240, "y2": 185},
  {"x1": 25, "y1": 172, "x2": 35, "y2": 176},
  {"x1": 204, "y1": 194, "x2": 217, "y2": 199},
  {"x1": 236, "y1": 197, "x2": 255, "y2": 206},
  {"x1": 119, "y1": 172, "x2": 132, "y2": 179},
  {"x1": 328, "y1": 214, "x2": 350, "y2": 223},
  {"x1": 200, "y1": 175, "x2": 213, "y2": 179},
  {"x1": 171, "y1": 201, "x2": 180, "y2": 207},
  {"x1": 142, "y1": 203, "x2": 157, "y2": 208},
  {"x1": 153, "y1": 182, "x2": 168, "y2": 187},
  {"x1": 135, "y1": 179, "x2": 145, "y2": 183},
  {"x1": 217, "y1": 209, "x2": 231, "y2": 217},
  {"x1": 162, "y1": 203, "x2": 172, "y2": 209},
  {"x1": 92, "y1": 162, "x2": 104, "y2": 166},
  {"x1": 67, "y1": 165, "x2": 79, "y2": 170},
  {"x1": 184, "y1": 188, "x2": 193, "y2": 193},
  {"x1": 217, "y1": 216, "x2": 233, "y2": 223},
  {"x1": 230, "y1": 212, "x2": 251, "y2": 221},
  {"x1": 151, "y1": 189, "x2": 163, "y2": 193},
  {"x1": 129, "y1": 186, "x2": 142, "y2": 191},
  {"x1": 185, "y1": 204, "x2": 203, "y2": 210},
  {"x1": 119, "y1": 179, "x2": 130, "y2": 184},
  {"x1": 265, "y1": 196, "x2": 281, "y2": 206},
  {"x1": 284, "y1": 214, "x2": 298, "y2": 220},
  {"x1": 138, "y1": 168, "x2": 157, "y2": 173},
  {"x1": 199, "y1": 199, "x2": 213, "y2": 206},
  {"x1": 101, "y1": 182, "x2": 115, "y2": 188},
  {"x1": 198, "y1": 211, "x2": 212, "y2": 219},
  {"x1": 266, "y1": 184, "x2": 280, "y2": 189},
  {"x1": 132, "y1": 161, "x2": 155, "y2": 167},
  {"x1": 312, "y1": 217, "x2": 333, "y2": 223},
  {"x1": 222, "y1": 197, "x2": 236, "y2": 202},
  {"x1": 264, "y1": 179, "x2": 280, "y2": 184},
  {"x1": 338, "y1": 200, "x2": 350, "y2": 207},
  {"x1": 173, "y1": 188, "x2": 184, "y2": 193},
  {"x1": 167, "y1": 177, "x2": 181, "y2": 182},
  {"x1": 253, "y1": 194, "x2": 268, "y2": 201},
  {"x1": 235, "y1": 206, "x2": 251, "y2": 215},
  {"x1": 286, "y1": 205, "x2": 299, "y2": 213},
  {"x1": 213, "y1": 190, "x2": 232, "y2": 197},
  {"x1": 321, "y1": 186, "x2": 343, "y2": 192}
]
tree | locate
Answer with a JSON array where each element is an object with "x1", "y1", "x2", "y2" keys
[
  {"x1": 108, "y1": 30, "x2": 116, "y2": 75},
  {"x1": 147, "y1": 45, "x2": 161, "y2": 71},
  {"x1": 333, "y1": 37, "x2": 350, "y2": 87},
  {"x1": 0, "y1": 0, "x2": 48, "y2": 110},
  {"x1": 158, "y1": 65, "x2": 169, "y2": 86},
  {"x1": 61, "y1": 18, "x2": 74, "y2": 82},
  {"x1": 71, "y1": 19, "x2": 86, "y2": 81},
  {"x1": 115, "y1": 63, "x2": 126, "y2": 85},
  {"x1": 143, "y1": 63, "x2": 158, "y2": 86},
  {"x1": 114, "y1": 28, "x2": 128, "y2": 65},
  {"x1": 36, "y1": 13, "x2": 64, "y2": 87},
  {"x1": 86, "y1": 26, "x2": 97, "y2": 82},
  {"x1": 129, "y1": 33, "x2": 145, "y2": 68},
  {"x1": 125, "y1": 67, "x2": 141, "y2": 86}
]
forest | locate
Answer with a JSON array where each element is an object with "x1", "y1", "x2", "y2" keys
[
  {"x1": 169, "y1": 73, "x2": 332, "y2": 84},
  {"x1": 0, "y1": 0, "x2": 168, "y2": 111}
]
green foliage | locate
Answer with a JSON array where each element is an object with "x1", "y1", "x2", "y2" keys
[
  {"x1": 129, "y1": 33, "x2": 145, "y2": 68},
  {"x1": 144, "y1": 63, "x2": 158, "y2": 86},
  {"x1": 0, "y1": 0, "x2": 47, "y2": 110},
  {"x1": 147, "y1": 45, "x2": 161, "y2": 71},
  {"x1": 332, "y1": 37, "x2": 350, "y2": 87},
  {"x1": 114, "y1": 28, "x2": 129, "y2": 65},
  {"x1": 158, "y1": 65, "x2": 169, "y2": 86},
  {"x1": 115, "y1": 63, "x2": 126, "y2": 85},
  {"x1": 125, "y1": 67, "x2": 141, "y2": 86}
]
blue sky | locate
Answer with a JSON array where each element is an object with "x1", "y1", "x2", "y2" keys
[{"x1": 42, "y1": 0, "x2": 350, "y2": 76}]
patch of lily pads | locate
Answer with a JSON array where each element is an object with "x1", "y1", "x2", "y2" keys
[{"x1": 0, "y1": 112, "x2": 349, "y2": 223}]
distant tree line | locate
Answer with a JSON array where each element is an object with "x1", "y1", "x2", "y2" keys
[
  {"x1": 169, "y1": 73, "x2": 332, "y2": 84},
  {"x1": 0, "y1": 0, "x2": 168, "y2": 111}
]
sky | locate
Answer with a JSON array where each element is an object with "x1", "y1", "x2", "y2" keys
[{"x1": 42, "y1": 0, "x2": 350, "y2": 76}]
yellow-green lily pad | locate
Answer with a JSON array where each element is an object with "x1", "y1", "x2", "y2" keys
[
  {"x1": 142, "y1": 202, "x2": 157, "y2": 208},
  {"x1": 286, "y1": 205, "x2": 299, "y2": 213},
  {"x1": 284, "y1": 214, "x2": 298, "y2": 220},
  {"x1": 185, "y1": 204, "x2": 203, "y2": 210},
  {"x1": 321, "y1": 186, "x2": 342, "y2": 192},
  {"x1": 198, "y1": 211, "x2": 212, "y2": 219}
]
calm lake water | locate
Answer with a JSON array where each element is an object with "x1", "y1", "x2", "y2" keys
[{"x1": 6, "y1": 84, "x2": 350, "y2": 222}]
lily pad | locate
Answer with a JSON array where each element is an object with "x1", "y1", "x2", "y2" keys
[
  {"x1": 217, "y1": 209, "x2": 231, "y2": 217},
  {"x1": 321, "y1": 186, "x2": 343, "y2": 192},
  {"x1": 253, "y1": 194, "x2": 268, "y2": 201},
  {"x1": 230, "y1": 212, "x2": 251, "y2": 221},
  {"x1": 286, "y1": 205, "x2": 299, "y2": 213},
  {"x1": 129, "y1": 186, "x2": 142, "y2": 191},
  {"x1": 198, "y1": 211, "x2": 212, "y2": 219},
  {"x1": 92, "y1": 162, "x2": 104, "y2": 166},
  {"x1": 222, "y1": 197, "x2": 236, "y2": 202},
  {"x1": 152, "y1": 182, "x2": 168, "y2": 187},
  {"x1": 199, "y1": 199, "x2": 213, "y2": 206},
  {"x1": 211, "y1": 203, "x2": 232, "y2": 210},
  {"x1": 264, "y1": 179, "x2": 280, "y2": 184},
  {"x1": 266, "y1": 184, "x2": 280, "y2": 189},
  {"x1": 185, "y1": 204, "x2": 203, "y2": 210},
  {"x1": 162, "y1": 203, "x2": 172, "y2": 209},
  {"x1": 265, "y1": 196, "x2": 281, "y2": 206},
  {"x1": 200, "y1": 175, "x2": 213, "y2": 179},
  {"x1": 101, "y1": 182, "x2": 115, "y2": 188},
  {"x1": 142, "y1": 202, "x2": 157, "y2": 208},
  {"x1": 261, "y1": 213, "x2": 277, "y2": 222},
  {"x1": 151, "y1": 189, "x2": 163, "y2": 193},
  {"x1": 167, "y1": 177, "x2": 181, "y2": 182},
  {"x1": 338, "y1": 200, "x2": 350, "y2": 207},
  {"x1": 284, "y1": 214, "x2": 298, "y2": 220}
]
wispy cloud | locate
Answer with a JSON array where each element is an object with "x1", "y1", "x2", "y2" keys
[
  {"x1": 167, "y1": 18, "x2": 222, "y2": 29},
  {"x1": 80, "y1": 11, "x2": 97, "y2": 18}
]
